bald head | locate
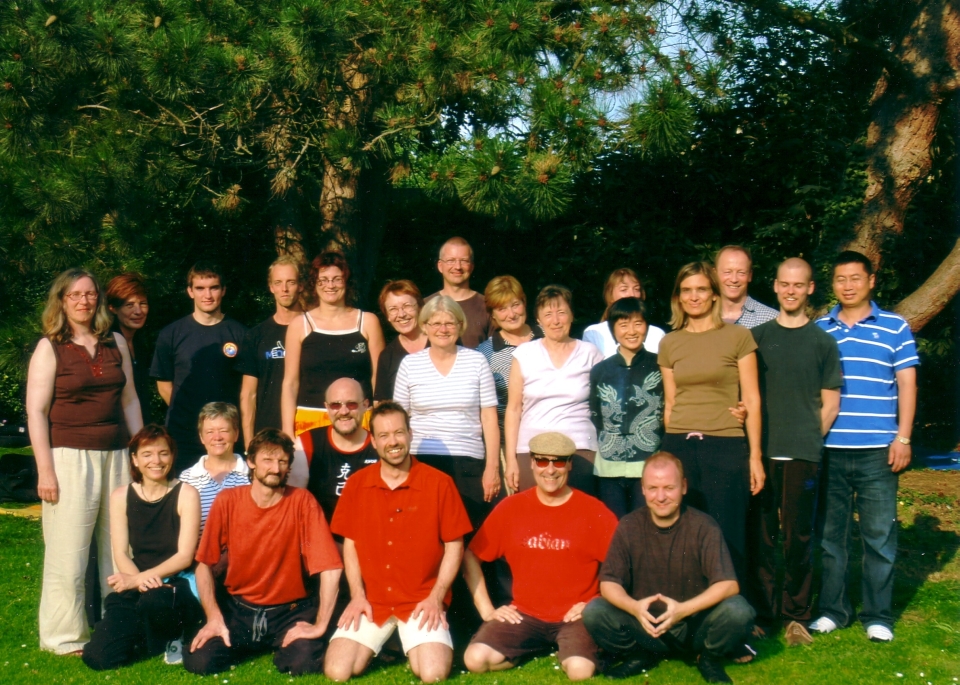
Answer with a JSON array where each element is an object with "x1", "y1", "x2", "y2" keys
[
  {"x1": 438, "y1": 237, "x2": 474, "y2": 261},
  {"x1": 773, "y1": 257, "x2": 815, "y2": 316},
  {"x1": 777, "y1": 257, "x2": 813, "y2": 282},
  {"x1": 325, "y1": 377, "x2": 366, "y2": 404}
]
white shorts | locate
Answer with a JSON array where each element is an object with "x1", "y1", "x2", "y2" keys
[{"x1": 331, "y1": 613, "x2": 453, "y2": 655}]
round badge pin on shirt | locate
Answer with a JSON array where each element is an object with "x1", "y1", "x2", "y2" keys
[{"x1": 223, "y1": 342, "x2": 238, "y2": 358}]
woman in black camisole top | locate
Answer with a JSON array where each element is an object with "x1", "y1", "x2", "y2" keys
[
  {"x1": 281, "y1": 251, "x2": 385, "y2": 440},
  {"x1": 82, "y1": 425, "x2": 202, "y2": 670}
]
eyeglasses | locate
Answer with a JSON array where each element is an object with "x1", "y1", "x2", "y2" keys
[
  {"x1": 532, "y1": 456, "x2": 572, "y2": 468},
  {"x1": 65, "y1": 291, "x2": 98, "y2": 302},
  {"x1": 425, "y1": 321, "x2": 458, "y2": 330},
  {"x1": 120, "y1": 301, "x2": 149, "y2": 310},
  {"x1": 317, "y1": 277, "x2": 345, "y2": 287},
  {"x1": 440, "y1": 258, "x2": 472, "y2": 266},
  {"x1": 386, "y1": 303, "x2": 418, "y2": 317},
  {"x1": 328, "y1": 401, "x2": 361, "y2": 412}
]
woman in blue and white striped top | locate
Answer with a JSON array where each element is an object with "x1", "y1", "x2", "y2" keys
[
  {"x1": 178, "y1": 402, "x2": 249, "y2": 533},
  {"x1": 393, "y1": 296, "x2": 500, "y2": 527}
]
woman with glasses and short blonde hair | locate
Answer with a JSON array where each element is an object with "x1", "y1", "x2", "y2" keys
[
  {"x1": 393, "y1": 295, "x2": 501, "y2": 527},
  {"x1": 477, "y1": 276, "x2": 543, "y2": 438},
  {"x1": 27, "y1": 268, "x2": 143, "y2": 654}
]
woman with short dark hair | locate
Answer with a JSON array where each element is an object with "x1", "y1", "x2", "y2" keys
[
  {"x1": 27, "y1": 268, "x2": 143, "y2": 654},
  {"x1": 82, "y1": 425, "x2": 202, "y2": 669},
  {"x1": 374, "y1": 279, "x2": 428, "y2": 403},
  {"x1": 583, "y1": 267, "x2": 666, "y2": 356},
  {"x1": 588, "y1": 297, "x2": 663, "y2": 517},
  {"x1": 107, "y1": 272, "x2": 152, "y2": 423},
  {"x1": 504, "y1": 285, "x2": 603, "y2": 494}
]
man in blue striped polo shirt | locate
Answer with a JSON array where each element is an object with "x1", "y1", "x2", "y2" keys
[{"x1": 811, "y1": 251, "x2": 918, "y2": 643}]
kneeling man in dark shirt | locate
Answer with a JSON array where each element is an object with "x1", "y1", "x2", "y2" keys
[{"x1": 583, "y1": 452, "x2": 755, "y2": 683}]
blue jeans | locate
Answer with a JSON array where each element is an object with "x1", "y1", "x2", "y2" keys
[{"x1": 819, "y1": 448, "x2": 898, "y2": 629}]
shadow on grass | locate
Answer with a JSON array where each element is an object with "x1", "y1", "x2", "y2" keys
[
  {"x1": 834, "y1": 512, "x2": 960, "y2": 621},
  {"x1": 893, "y1": 513, "x2": 960, "y2": 618}
]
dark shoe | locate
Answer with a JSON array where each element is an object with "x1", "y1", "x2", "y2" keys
[
  {"x1": 604, "y1": 652, "x2": 659, "y2": 679},
  {"x1": 697, "y1": 654, "x2": 733, "y2": 683}
]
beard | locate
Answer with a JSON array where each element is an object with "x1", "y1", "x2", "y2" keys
[
  {"x1": 255, "y1": 470, "x2": 289, "y2": 490},
  {"x1": 331, "y1": 416, "x2": 360, "y2": 438}
]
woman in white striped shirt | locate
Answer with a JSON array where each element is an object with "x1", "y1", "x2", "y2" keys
[
  {"x1": 178, "y1": 402, "x2": 249, "y2": 533},
  {"x1": 393, "y1": 296, "x2": 500, "y2": 528}
]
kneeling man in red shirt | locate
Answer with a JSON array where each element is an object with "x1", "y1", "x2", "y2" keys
[
  {"x1": 185, "y1": 428, "x2": 343, "y2": 675},
  {"x1": 462, "y1": 431, "x2": 618, "y2": 680},
  {"x1": 324, "y1": 402, "x2": 473, "y2": 683}
]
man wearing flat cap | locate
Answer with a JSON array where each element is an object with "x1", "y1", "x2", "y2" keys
[{"x1": 461, "y1": 432, "x2": 618, "y2": 680}]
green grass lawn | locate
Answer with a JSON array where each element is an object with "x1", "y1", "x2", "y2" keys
[{"x1": 1, "y1": 470, "x2": 959, "y2": 685}]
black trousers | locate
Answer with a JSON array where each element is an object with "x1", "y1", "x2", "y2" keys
[
  {"x1": 598, "y1": 476, "x2": 645, "y2": 519},
  {"x1": 82, "y1": 576, "x2": 202, "y2": 670},
  {"x1": 747, "y1": 459, "x2": 821, "y2": 628},
  {"x1": 582, "y1": 596, "x2": 755, "y2": 660},
  {"x1": 183, "y1": 595, "x2": 326, "y2": 676},
  {"x1": 661, "y1": 433, "x2": 751, "y2": 582}
]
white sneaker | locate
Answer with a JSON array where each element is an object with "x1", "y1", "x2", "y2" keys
[
  {"x1": 164, "y1": 638, "x2": 183, "y2": 665},
  {"x1": 866, "y1": 624, "x2": 894, "y2": 642},
  {"x1": 808, "y1": 617, "x2": 838, "y2": 634}
]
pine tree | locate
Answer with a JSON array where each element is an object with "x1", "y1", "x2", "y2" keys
[{"x1": 0, "y1": 0, "x2": 717, "y2": 290}]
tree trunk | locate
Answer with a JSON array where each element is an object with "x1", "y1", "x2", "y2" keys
[
  {"x1": 317, "y1": 52, "x2": 389, "y2": 305},
  {"x1": 844, "y1": 0, "x2": 960, "y2": 328}
]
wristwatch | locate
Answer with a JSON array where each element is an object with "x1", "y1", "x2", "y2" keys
[{"x1": 895, "y1": 435, "x2": 911, "y2": 446}]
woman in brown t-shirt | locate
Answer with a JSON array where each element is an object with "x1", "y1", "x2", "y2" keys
[
  {"x1": 26, "y1": 268, "x2": 143, "y2": 654},
  {"x1": 657, "y1": 261, "x2": 764, "y2": 582}
]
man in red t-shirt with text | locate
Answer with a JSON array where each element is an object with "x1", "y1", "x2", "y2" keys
[
  {"x1": 462, "y1": 431, "x2": 618, "y2": 681},
  {"x1": 324, "y1": 402, "x2": 472, "y2": 683},
  {"x1": 185, "y1": 428, "x2": 343, "y2": 676}
]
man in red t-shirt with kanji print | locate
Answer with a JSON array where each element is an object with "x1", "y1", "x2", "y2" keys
[
  {"x1": 184, "y1": 428, "x2": 343, "y2": 676},
  {"x1": 324, "y1": 402, "x2": 472, "y2": 683},
  {"x1": 462, "y1": 431, "x2": 618, "y2": 680}
]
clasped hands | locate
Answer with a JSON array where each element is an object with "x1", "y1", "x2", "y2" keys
[{"x1": 634, "y1": 593, "x2": 686, "y2": 639}]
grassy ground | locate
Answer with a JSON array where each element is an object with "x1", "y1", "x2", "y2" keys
[{"x1": 1, "y1": 470, "x2": 958, "y2": 685}]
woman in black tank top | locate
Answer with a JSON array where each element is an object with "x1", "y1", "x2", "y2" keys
[
  {"x1": 83, "y1": 425, "x2": 202, "y2": 670},
  {"x1": 281, "y1": 252, "x2": 385, "y2": 439}
]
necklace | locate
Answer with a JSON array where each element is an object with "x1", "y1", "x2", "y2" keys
[{"x1": 137, "y1": 481, "x2": 172, "y2": 503}]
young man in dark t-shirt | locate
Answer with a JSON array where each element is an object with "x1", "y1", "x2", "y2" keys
[
  {"x1": 303, "y1": 377, "x2": 378, "y2": 522},
  {"x1": 583, "y1": 453, "x2": 755, "y2": 683},
  {"x1": 462, "y1": 431, "x2": 618, "y2": 681},
  {"x1": 150, "y1": 262, "x2": 247, "y2": 472},
  {"x1": 236, "y1": 257, "x2": 304, "y2": 446},
  {"x1": 746, "y1": 258, "x2": 842, "y2": 644},
  {"x1": 426, "y1": 237, "x2": 490, "y2": 349}
]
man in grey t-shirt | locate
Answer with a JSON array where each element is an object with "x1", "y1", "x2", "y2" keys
[
  {"x1": 427, "y1": 237, "x2": 490, "y2": 348},
  {"x1": 746, "y1": 258, "x2": 841, "y2": 644}
]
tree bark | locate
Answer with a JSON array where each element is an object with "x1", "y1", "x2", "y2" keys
[
  {"x1": 894, "y1": 236, "x2": 960, "y2": 329},
  {"x1": 843, "y1": 0, "x2": 960, "y2": 329},
  {"x1": 318, "y1": 52, "x2": 389, "y2": 304}
]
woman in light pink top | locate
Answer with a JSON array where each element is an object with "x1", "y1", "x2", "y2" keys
[{"x1": 504, "y1": 285, "x2": 604, "y2": 494}]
